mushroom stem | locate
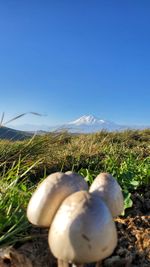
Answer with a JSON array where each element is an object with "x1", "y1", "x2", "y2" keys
[
  {"x1": 72, "y1": 264, "x2": 84, "y2": 267},
  {"x1": 58, "y1": 259, "x2": 69, "y2": 267},
  {"x1": 95, "y1": 261, "x2": 102, "y2": 267}
]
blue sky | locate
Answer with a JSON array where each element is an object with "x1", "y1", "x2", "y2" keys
[{"x1": 0, "y1": 0, "x2": 150, "y2": 127}]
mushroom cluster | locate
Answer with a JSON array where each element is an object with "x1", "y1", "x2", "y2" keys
[{"x1": 27, "y1": 171, "x2": 124, "y2": 267}]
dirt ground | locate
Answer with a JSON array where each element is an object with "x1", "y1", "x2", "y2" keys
[{"x1": 0, "y1": 186, "x2": 150, "y2": 267}]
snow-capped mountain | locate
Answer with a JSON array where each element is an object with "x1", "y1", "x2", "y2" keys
[
  {"x1": 60, "y1": 115, "x2": 126, "y2": 133},
  {"x1": 68, "y1": 115, "x2": 105, "y2": 125}
]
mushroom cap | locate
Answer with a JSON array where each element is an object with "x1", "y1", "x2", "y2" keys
[
  {"x1": 65, "y1": 171, "x2": 88, "y2": 188},
  {"x1": 27, "y1": 172, "x2": 88, "y2": 227},
  {"x1": 89, "y1": 173, "x2": 124, "y2": 217},
  {"x1": 65, "y1": 171, "x2": 88, "y2": 191},
  {"x1": 49, "y1": 191, "x2": 117, "y2": 264}
]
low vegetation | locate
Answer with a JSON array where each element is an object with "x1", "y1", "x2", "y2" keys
[{"x1": 0, "y1": 129, "x2": 149, "y2": 248}]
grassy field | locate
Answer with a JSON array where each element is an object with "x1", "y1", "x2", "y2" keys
[{"x1": 0, "y1": 129, "x2": 149, "y2": 248}]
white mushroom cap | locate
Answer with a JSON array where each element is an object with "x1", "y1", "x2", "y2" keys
[
  {"x1": 49, "y1": 191, "x2": 117, "y2": 264},
  {"x1": 27, "y1": 172, "x2": 88, "y2": 227},
  {"x1": 65, "y1": 171, "x2": 88, "y2": 191},
  {"x1": 89, "y1": 173, "x2": 124, "y2": 217}
]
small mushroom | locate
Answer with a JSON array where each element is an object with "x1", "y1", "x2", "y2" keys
[
  {"x1": 89, "y1": 173, "x2": 124, "y2": 217},
  {"x1": 48, "y1": 190, "x2": 117, "y2": 266},
  {"x1": 27, "y1": 172, "x2": 88, "y2": 227}
]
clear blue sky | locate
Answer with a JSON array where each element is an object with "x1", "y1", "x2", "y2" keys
[{"x1": 0, "y1": 0, "x2": 150, "y2": 127}]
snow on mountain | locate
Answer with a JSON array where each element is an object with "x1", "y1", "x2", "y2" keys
[
  {"x1": 61, "y1": 115, "x2": 126, "y2": 133},
  {"x1": 68, "y1": 115, "x2": 105, "y2": 125}
]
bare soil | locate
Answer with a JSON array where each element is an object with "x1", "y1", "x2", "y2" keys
[{"x1": 0, "y1": 186, "x2": 150, "y2": 267}]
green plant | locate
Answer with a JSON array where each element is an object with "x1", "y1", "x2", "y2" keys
[{"x1": 0, "y1": 156, "x2": 42, "y2": 246}]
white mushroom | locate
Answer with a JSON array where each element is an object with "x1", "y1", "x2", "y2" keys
[
  {"x1": 65, "y1": 171, "x2": 89, "y2": 191},
  {"x1": 27, "y1": 172, "x2": 88, "y2": 227},
  {"x1": 89, "y1": 172, "x2": 124, "y2": 217},
  {"x1": 48, "y1": 190, "x2": 117, "y2": 266}
]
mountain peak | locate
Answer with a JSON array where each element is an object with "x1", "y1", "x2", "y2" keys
[
  {"x1": 68, "y1": 115, "x2": 102, "y2": 125},
  {"x1": 64, "y1": 114, "x2": 122, "y2": 132}
]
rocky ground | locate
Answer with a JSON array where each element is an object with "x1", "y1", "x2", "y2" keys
[{"x1": 0, "y1": 186, "x2": 150, "y2": 267}]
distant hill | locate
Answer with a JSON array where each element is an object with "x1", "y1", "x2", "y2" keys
[{"x1": 0, "y1": 126, "x2": 33, "y2": 141}]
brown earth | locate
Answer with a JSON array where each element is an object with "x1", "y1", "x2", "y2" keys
[{"x1": 0, "y1": 187, "x2": 150, "y2": 267}]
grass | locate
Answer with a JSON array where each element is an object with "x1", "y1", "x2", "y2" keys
[{"x1": 0, "y1": 129, "x2": 149, "y2": 247}]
